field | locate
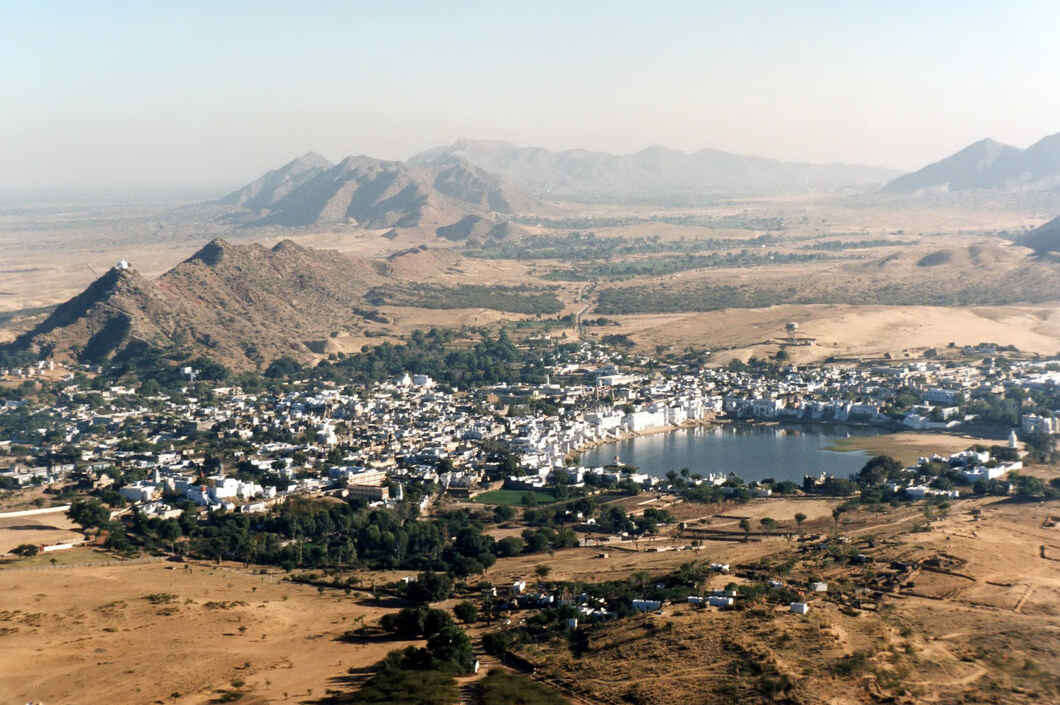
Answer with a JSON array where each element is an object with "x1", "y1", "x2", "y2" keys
[
  {"x1": 472, "y1": 489, "x2": 558, "y2": 506},
  {"x1": 2, "y1": 486, "x2": 1059, "y2": 704},
  {"x1": 0, "y1": 509, "x2": 83, "y2": 555},
  {"x1": 508, "y1": 495, "x2": 1060, "y2": 705},
  {"x1": 0, "y1": 556, "x2": 416, "y2": 705},
  {"x1": 825, "y1": 432, "x2": 1002, "y2": 466}
]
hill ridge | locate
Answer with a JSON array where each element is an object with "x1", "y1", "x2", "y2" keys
[
  {"x1": 409, "y1": 138, "x2": 900, "y2": 201},
  {"x1": 5, "y1": 240, "x2": 387, "y2": 369},
  {"x1": 884, "y1": 131, "x2": 1060, "y2": 193},
  {"x1": 218, "y1": 153, "x2": 526, "y2": 231}
]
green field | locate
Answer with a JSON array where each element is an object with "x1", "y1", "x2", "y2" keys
[{"x1": 472, "y1": 489, "x2": 557, "y2": 506}]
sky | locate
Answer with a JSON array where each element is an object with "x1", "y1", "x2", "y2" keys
[{"x1": 3, "y1": 0, "x2": 1059, "y2": 194}]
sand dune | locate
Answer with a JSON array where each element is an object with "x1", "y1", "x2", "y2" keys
[{"x1": 614, "y1": 303, "x2": 1060, "y2": 362}]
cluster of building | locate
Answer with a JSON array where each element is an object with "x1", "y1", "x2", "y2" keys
[
  {"x1": 887, "y1": 442, "x2": 1025, "y2": 499},
  {"x1": 2, "y1": 343, "x2": 1058, "y2": 517}
]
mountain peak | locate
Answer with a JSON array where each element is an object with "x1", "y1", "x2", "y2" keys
[
  {"x1": 293, "y1": 151, "x2": 331, "y2": 167},
  {"x1": 188, "y1": 238, "x2": 234, "y2": 266},
  {"x1": 271, "y1": 239, "x2": 306, "y2": 254},
  {"x1": 884, "y1": 131, "x2": 1060, "y2": 193}
]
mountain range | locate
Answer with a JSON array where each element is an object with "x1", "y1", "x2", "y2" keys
[
  {"x1": 883, "y1": 132, "x2": 1060, "y2": 193},
  {"x1": 210, "y1": 132, "x2": 1060, "y2": 230},
  {"x1": 218, "y1": 152, "x2": 526, "y2": 231},
  {"x1": 213, "y1": 140, "x2": 901, "y2": 231},
  {"x1": 410, "y1": 139, "x2": 899, "y2": 202}
]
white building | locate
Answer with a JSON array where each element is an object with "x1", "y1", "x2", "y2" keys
[{"x1": 631, "y1": 599, "x2": 662, "y2": 612}]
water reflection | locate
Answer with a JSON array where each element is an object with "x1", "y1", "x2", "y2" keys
[{"x1": 578, "y1": 423, "x2": 878, "y2": 483}]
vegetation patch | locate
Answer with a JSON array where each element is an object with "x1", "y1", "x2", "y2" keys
[
  {"x1": 468, "y1": 231, "x2": 781, "y2": 261},
  {"x1": 477, "y1": 669, "x2": 569, "y2": 705},
  {"x1": 544, "y1": 251, "x2": 835, "y2": 281},
  {"x1": 365, "y1": 283, "x2": 562, "y2": 315},
  {"x1": 472, "y1": 489, "x2": 558, "y2": 506}
]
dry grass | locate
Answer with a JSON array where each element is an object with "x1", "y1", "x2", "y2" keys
[
  {"x1": 504, "y1": 495, "x2": 1060, "y2": 705},
  {"x1": 0, "y1": 559, "x2": 418, "y2": 705}
]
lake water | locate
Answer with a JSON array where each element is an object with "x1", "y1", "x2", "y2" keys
[{"x1": 578, "y1": 424, "x2": 879, "y2": 484}]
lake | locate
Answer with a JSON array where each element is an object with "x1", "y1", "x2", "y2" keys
[{"x1": 578, "y1": 423, "x2": 879, "y2": 484}]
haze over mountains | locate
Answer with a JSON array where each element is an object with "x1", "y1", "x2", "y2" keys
[
  {"x1": 410, "y1": 139, "x2": 900, "y2": 202},
  {"x1": 212, "y1": 140, "x2": 903, "y2": 230},
  {"x1": 884, "y1": 132, "x2": 1060, "y2": 194},
  {"x1": 218, "y1": 152, "x2": 525, "y2": 230},
  {"x1": 212, "y1": 131, "x2": 1060, "y2": 230}
]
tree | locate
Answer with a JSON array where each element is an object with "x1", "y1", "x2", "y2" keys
[
  {"x1": 494, "y1": 536, "x2": 525, "y2": 557},
  {"x1": 453, "y1": 601, "x2": 479, "y2": 624},
  {"x1": 832, "y1": 506, "x2": 845, "y2": 530},
  {"x1": 857, "y1": 456, "x2": 903, "y2": 486},
  {"x1": 67, "y1": 498, "x2": 110, "y2": 532},
  {"x1": 739, "y1": 518, "x2": 751, "y2": 541},
  {"x1": 426, "y1": 626, "x2": 476, "y2": 673},
  {"x1": 759, "y1": 517, "x2": 778, "y2": 532},
  {"x1": 264, "y1": 356, "x2": 302, "y2": 379},
  {"x1": 12, "y1": 543, "x2": 39, "y2": 557},
  {"x1": 492, "y1": 505, "x2": 515, "y2": 523},
  {"x1": 382, "y1": 607, "x2": 425, "y2": 638},
  {"x1": 794, "y1": 512, "x2": 807, "y2": 529},
  {"x1": 534, "y1": 564, "x2": 552, "y2": 582},
  {"x1": 406, "y1": 571, "x2": 453, "y2": 604},
  {"x1": 422, "y1": 608, "x2": 454, "y2": 638}
]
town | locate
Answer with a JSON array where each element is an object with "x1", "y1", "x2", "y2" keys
[{"x1": 3, "y1": 336, "x2": 1058, "y2": 526}]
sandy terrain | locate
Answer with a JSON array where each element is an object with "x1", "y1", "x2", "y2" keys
[
  {"x1": 2, "y1": 486, "x2": 1058, "y2": 705},
  {"x1": 826, "y1": 432, "x2": 1001, "y2": 466},
  {"x1": 0, "y1": 558, "x2": 416, "y2": 705},
  {"x1": 609, "y1": 303, "x2": 1060, "y2": 363},
  {"x1": 513, "y1": 492, "x2": 1060, "y2": 705},
  {"x1": 0, "y1": 510, "x2": 82, "y2": 554}
]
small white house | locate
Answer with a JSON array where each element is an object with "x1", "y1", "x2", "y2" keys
[
  {"x1": 631, "y1": 599, "x2": 662, "y2": 612},
  {"x1": 790, "y1": 602, "x2": 810, "y2": 615},
  {"x1": 708, "y1": 596, "x2": 734, "y2": 608},
  {"x1": 812, "y1": 582, "x2": 828, "y2": 592}
]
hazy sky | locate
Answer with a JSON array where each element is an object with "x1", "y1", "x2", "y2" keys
[{"x1": 4, "y1": 0, "x2": 1059, "y2": 193}]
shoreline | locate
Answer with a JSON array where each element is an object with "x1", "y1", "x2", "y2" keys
[
  {"x1": 569, "y1": 417, "x2": 1001, "y2": 471},
  {"x1": 566, "y1": 416, "x2": 716, "y2": 462}
]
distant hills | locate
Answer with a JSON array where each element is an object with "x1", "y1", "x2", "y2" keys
[
  {"x1": 884, "y1": 132, "x2": 1060, "y2": 194},
  {"x1": 409, "y1": 139, "x2": 900, "y2": 202},
  {"x1": 214, "y1": 140, "x2": 903, "y2": 224},
  {"x1": 218, "y1": 152, "x2": 526, "y2": 232}
]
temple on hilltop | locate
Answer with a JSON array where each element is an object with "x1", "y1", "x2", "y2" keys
[{"x1": 115, "y1": 258, "x2": 130, "y2": 271}]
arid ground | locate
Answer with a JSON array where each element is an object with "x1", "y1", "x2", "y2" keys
[{"x1": 4, "y1": 478, "x2": 1058, "y2": 705}]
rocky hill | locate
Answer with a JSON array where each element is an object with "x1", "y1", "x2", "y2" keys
[
  {"x1": 1023, "y1": 215, "x2": 1060, "y2": 254},
  {"x1": 219, "y1": 153, "x2": 527, "y2": 231},
  {"x1": 884, "y1": 132, "x2": 1060, "y2": 193},
  {"x1": 218, "y1": 152, "x2": 332, "y2": 211},
  {"x1": 409, "y1": 138, "x2": 900, "y2": 201},
  {"x1": 6, "y1": 239, "x2": 387, "y2": 368}
]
